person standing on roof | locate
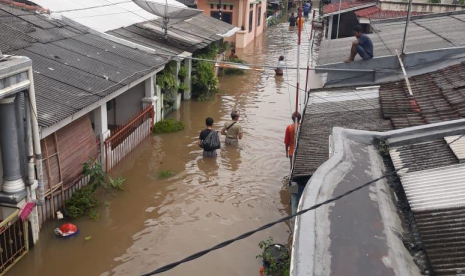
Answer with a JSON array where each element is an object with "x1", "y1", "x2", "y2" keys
[
  {"x1": 284, "y1": 112, "x2": 301, "y2": 168},
  {"x1": 289, "y1": 13, "x2": 296, "y2": 27},
  {"x1": 344, "y1": 25, "x2": 374, "y2": 63},
  {"x1": 221, "y1": 111, "x2": 243, "y2": 146}
]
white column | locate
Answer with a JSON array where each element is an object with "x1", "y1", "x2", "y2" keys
[
  {"x1": 327, "y1": 15, "x2": 334, "y2": 40},
  {"x1": 183, "y1": 59, "x2": 192, "y2": 100},
  {"x1": 142, "y1": 76, "x2": 158, "y2": 125},
  {"x1": 173, "y1": 61, "x2": 182, "y2": 110},
  {"x1": 94, "y1": 104, "x2": 110, "y2": 169},
  {"x1": 238, "y1": 0, "x2": 244, "y2": 28}
]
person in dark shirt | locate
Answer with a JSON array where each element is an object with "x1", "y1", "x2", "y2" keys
[
  {"x1": 289, "y1": 13, "x2": 296, "y2": 27},
  {"x1": 344, "y1": 25, "x2": 374, "y2": 63},
  {"x1": 199, "y1": 117, "x2": 217, "y2": 157}
]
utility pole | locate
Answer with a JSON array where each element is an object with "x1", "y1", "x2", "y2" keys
[
  {"x1": 292, "y1": 1, "x2": 303, "y2": 170},
  {"x1": 336, "y1": 0, "x2": 342, "y2": 39},
  {"x1": 304, "y1": 9, "x2": 316, "y2": 104},
  {"x1": 219, "y1": 0, "x2": 222, "y2": 21}
]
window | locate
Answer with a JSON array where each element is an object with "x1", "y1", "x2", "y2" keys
[
  {"x1": 223, "y1": 4, "x2": 227, "y2": 10},
  {"x1": 210, "y1": 11, "x2": 233, "y2": 24},
  {"x1": 230, "y1": 5, "x2": 233, "y2": 10},
  {"x1": 210, "y1": 4, "x2": 214, "y2": 9},
  {"x1": 217, "y1": 4, "x2": 220, "y2": 9},
  {"x1": 249, "y1": 9, "x2": 253, "y2": 32},
  {"x1": 257, "y1": 6, "x2": 261, "y2": 26}
]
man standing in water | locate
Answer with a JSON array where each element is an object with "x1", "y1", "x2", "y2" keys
[
  {"x1": 222, "y1": 110, "x2": 243, "y2": 146},
  {"x1": 289, "y1": 12, "x2": 296, "y2": 27},
  {"x1": 284, "y1": 112, "x2": 301, "y2": 168},
  {"x1": 199, "y1": 117, "x2": 218, "y2": 157}
]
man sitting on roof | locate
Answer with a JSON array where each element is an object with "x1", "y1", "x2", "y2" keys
[{"x1": 344, "y1": 25, "x2": 373, "y2": 63}]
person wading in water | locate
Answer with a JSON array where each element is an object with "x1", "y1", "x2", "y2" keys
[
  {"x1": 284, "y1": 112, "x2": 301, "y2": 168},
  {"x1": 275, "y1": 56, "x2": 285, "y2": 76},
  {"x1": 199, "y1": 117, "x2": 219, "y2": 157},
  {"x1": 222, "y1": 111, "x2": 243, "y2": 146}
]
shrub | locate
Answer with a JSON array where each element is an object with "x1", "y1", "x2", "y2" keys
[
  {"x1": 153, "y1": 119, "x2": 184, "y2": 134},
  {"x1": 65, "y1": 159, "x2": 125, "y2": 220},
  {"x1": 159, "y1": 170, "x2": 175, "y2": 178}
]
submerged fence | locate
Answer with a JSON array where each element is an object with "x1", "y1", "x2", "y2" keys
[{"x1": 104, "y1": 105, "x2": 154, "y2": 171}]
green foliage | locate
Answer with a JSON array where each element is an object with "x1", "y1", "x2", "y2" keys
[
  {"x1": 459, "y1": 0, "x2": 465, "y2": 4},
  {"x1": 256, "y1": 237, "x2": 290, "y2": 276},
  {"x1": 179, "y1": 65, "x2": 187, "y2": 78},
  {"x1": 66, "y1": 159, "x2": 126, "y2": 220},
  {"x1": 219, "y1": 41, "x2": 230, "y2": 53},
  {"x1": 378, "y1": 140, "x2": 390, "y2": 157},
  {"x1": 179, "y1": 82, "x2": 190, "y2": 91},
  {"x1": 66, "y1": 186, "x2": 100, "y2": 220},
  {"x1": 191, "y1": 43, "x2": 220, "y2": 99},
  {"x1": 224, "y1": 58, "x2": 246, "y2": 75},
  {"x1": 158, "y1": 170, "x2": 175, "y2": 178},
  {"x1": 427, "y1": 0, "x2": 441, "y2": 3},
  {"x1": 153, "y1": 119, "x2": 184, "y2": 134},
  {"x1": 157, "y1": 70, "x2": 178, "y2": 90}
]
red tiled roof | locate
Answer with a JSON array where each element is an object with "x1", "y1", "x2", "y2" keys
[
  {"x1": 355, "y1": 6, "x2": 428, "y2": 19},
  {"x1": 323, "y1": 0, "x2": 374, "y2": 15},
  {"x1": 0, "y1": 0, "x2": 49, "y2": 13},
  {"x1": 379, "y1": 62, "x2": 465, "y2": 129}
]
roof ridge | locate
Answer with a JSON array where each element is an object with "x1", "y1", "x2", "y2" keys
[{"x1": 0, "y1": 0, "x2": 50, "y2": 14}]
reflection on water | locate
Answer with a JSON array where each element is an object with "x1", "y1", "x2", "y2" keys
[{"x1": 8, "y1": 19, "x2": 319, "y2": 276}]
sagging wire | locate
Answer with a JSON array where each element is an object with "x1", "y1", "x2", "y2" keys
[{"x1": 139, "y1": 131, "x2": 465, "y2": 276}]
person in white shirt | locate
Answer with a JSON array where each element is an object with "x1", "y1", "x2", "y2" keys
[{"x1": 275, "y1": 56, "x2": 285, "y2": 76}]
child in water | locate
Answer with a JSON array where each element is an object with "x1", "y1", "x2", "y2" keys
[{"x1": 275, "y1": 56, "x2": 285, "y2": 76}]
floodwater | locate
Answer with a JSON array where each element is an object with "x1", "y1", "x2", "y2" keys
[{"x1": 9, "y1": 17, "x2": 319, "y2": 276}]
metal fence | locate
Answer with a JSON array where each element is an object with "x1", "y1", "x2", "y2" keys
[
  {"x1": 0, "y1": 209, "x2": 28, "y2": 275},
  {"x1": 104, "y1": 105, "x2": 154, "y2": 171}
]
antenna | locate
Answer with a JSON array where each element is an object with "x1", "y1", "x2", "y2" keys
[
  {"x1": 133, "y1": 0, "x2": 202, "y2": 39},
  {"x1": 400, "y1": 0, "x2": 413, "y2": 55}
]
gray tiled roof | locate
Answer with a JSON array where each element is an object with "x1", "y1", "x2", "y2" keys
[
  {"x1": 0, "y1": 3, "x2": 168, "y2": 128},
  {"x1": 108, "y1": 13, "x2": 236, "y2": 54},
  {"x1": 318, "y1": 11, "x2": 465, "y2": 65},
  {"x1": 292, "y1": 87, "x2": 392, "y2": 178},
  {"x1": 379, "y1": 62, "x2": 465, "y2": 129}
]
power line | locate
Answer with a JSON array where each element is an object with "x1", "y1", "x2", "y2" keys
[
  {"x1": 50, "y1": 1, "x2": 133, "y2": 13},
  {"x1": 139, "y1": 132, "x2": 465, "y2": 276}
]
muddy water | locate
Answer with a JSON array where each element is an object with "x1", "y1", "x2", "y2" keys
[{"x1": 9, "y1": 19, "x2": 318, "y2": 276}]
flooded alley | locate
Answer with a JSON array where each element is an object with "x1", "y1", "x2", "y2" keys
[{"x1": 9, "y1": 18, "x2": 319, "y2": 276}]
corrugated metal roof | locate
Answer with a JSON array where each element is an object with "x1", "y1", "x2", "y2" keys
[
  {"x1": 388, "y1": 135, "x2": 465, "y2": 275},
  {"x1": 444, "y1": 135, "x2": 465, "y2": 162},
  {"x1": 0, "y1": 3, "x2": 168, "y2": 128},
  {"x1": 398, "y1": 164, "x2": 465, "y2": 211}
]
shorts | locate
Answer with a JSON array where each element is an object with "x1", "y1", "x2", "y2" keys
[
  {"x1": 225, "y1": 137, "x2": 239, "y2": 146},
  {"x1": 356, "y1": 45, "x2": 373, "y2": 60},
  {"x1": 203, "y1": 150, "x2": 217, "y2": 157}
]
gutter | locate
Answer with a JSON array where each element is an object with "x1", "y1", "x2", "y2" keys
[{"x1": 219, "y1": 27, "x2": 240, "y2": 38}]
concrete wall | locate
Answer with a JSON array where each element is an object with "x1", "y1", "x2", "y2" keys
[
  {"x1": 107, "y1": 82, "x2": 145, "y2": 126},
  {"x1": 379, "y1": 1, "x2": 465, "y2": 12},
  {"x1": 199, "y1": 0, "x2": 267, "y2": 48}
]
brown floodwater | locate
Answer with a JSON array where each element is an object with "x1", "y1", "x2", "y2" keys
[{"x1": 9, "y1": 18, "x2": 319, "y2": 276}]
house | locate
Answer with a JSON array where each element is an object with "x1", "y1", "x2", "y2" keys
[
  {"x1": 290, "y1": 61, "x2": 465, "y2": 275},
  {"x1": 0, "y1": 1, "x2": 172, "y2": 239},
  {"x1": 322, "y1": 0, "x2": 465, "y2": 40},
  {"x1": 290, "y1": 12, "x2": 465, "y2": 272},
  {"x1": 197, "y1": 0, "x2": 267, "y2": 48}
]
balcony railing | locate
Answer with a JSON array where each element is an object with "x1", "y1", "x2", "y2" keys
[{"x1": 0, "y1": 208, "x2": 28, "y2": 275}]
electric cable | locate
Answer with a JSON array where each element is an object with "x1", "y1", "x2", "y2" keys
[
  {"x1": 50, "y1": 1, "x2": 133, "y2": 13},
  {"x1": 139, "y1": 131, "x2": 465, "y2": 276}
]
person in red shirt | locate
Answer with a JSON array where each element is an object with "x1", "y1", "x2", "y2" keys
[{"x1": 284, "y1": 112, "x2": 301, "y2": 168}]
